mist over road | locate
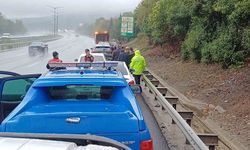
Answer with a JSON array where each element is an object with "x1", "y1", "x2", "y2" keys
[
  {"x1": 0, "y1": 34, "x2": 169, "y2": 149},
  {"x1": 0, "y1": 34, "x2": 95, "y2": 74}
]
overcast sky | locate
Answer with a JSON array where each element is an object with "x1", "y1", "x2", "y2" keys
[{"x1": 0, "y1": 0, "x2": 142, "y2": 18}]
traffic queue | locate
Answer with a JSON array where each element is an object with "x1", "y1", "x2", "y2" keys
[
  {"x1": 0, "y1": 39, "x2": 152, "y2": 150},
  {"x1": 47, "y1": 42, "x2": 147, "y2": 86}
]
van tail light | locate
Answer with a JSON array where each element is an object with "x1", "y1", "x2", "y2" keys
[
  {"x1": 140, "y1": 140, "x2": 153, "y2": 150},
  {"x1": 128, "y1": 80, "x2": 135, "y2": 85}
]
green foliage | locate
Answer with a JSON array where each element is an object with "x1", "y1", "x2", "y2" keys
[
  {"x1": 134, "y1": 0, "x2": 250, "y2": 68},
  {"x1": 242, "y1": 28, "x2": 250, "y2": 55},
  {"x1": 182, "y1": 24, "x2": 205, "y2": 61},
  {"x1": 181, "y1": 48, "x2": 191, "y2": 61},
  {"x1": 147, "y1": 0, "x2": 192, "y2": 44},
  {"x1": 0, "y1": 13, "x2": 27, "y2": 34},
  {"x1": 134, "y1": 0, "x2": 159, "y2": 34}
]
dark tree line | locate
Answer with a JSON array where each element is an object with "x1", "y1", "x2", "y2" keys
[{"x1": 0, "y1": 13, "x2": 27, "y2": 35}]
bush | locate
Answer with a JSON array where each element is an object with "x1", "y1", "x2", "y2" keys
[
  {"x1": 221, "y1": 50, "x2": 244, "y2": 69},
  {"x1": 242, "y1": 28, "x2": 250, "y2": 55},
  {"x1": 181, "y1": 48, "x2": 190, "y2": 61},
  {"x1": 181, "y1": 24, "x2": 205, "y2": 62},
  {"x1": 201, "y1": 43, "x2": 214, "y2": 64}
]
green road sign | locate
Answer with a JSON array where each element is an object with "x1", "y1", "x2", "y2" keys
[{"x1": 120, "y1": 16, "x2": 134, "y2": 37}]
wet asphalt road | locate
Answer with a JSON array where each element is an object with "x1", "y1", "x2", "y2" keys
[
  {"x1": 136, "y1": 94, "x2": 169, "y2": 150},
  {"x1": 0, "y1": 34, "x2": 169, "y2": 150},
  {"x1": 0, "y1": 34, "x2": 95, "y2": 74}
]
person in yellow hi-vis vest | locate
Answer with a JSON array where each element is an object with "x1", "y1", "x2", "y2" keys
[{"x1": 129, "y1": 49, "x2": 146, "y2": 85}]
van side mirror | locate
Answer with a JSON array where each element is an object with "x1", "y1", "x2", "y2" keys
[
  {"x1": 130, "y1": 85, "x2": 142, "y2": 94},
  {"x1": 74, "y1": 59, "x2": 78, "y2": 62}
]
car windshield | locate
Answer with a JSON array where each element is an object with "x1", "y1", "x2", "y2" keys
[
  {"x1": 31, "y1": 42, "x2": 43, "y2": 46},
  {"x1": 48, "y1": 85, "x2": 113, "y2": 100},
  {"x1": 95, "y1": 46, "x2": 110, "y2": 49}
]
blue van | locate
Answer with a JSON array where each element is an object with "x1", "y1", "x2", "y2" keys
[{"x1": 0, "y1": 65, "x2": 153, "y2": 150}]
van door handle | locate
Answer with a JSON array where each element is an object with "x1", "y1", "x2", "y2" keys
[{"x1": 65, "y1": 117, "x2": 80, "y2": 124}]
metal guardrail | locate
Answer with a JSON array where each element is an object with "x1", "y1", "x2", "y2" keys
[
  {"x1": 142, "y1": 71, "x2": 209, "y2": 150},
  {"x1": 0, "y1": 35, "x2": 62, "y2": 50}
]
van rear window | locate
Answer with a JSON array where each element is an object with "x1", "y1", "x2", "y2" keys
[{"x1": 48, "y1": 85, "x2": 113, "y2": 100}]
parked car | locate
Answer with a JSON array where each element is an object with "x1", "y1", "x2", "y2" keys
[
  {"x1": 92, "y1": 42, "x2": 112, "y2": 60},
  {"x1": 28, "y1": 42, "x2": 48, "y2": 56},
  {"x1": 0, "y1": 133, "x2": 130, "y2": 150},
  {"x1": 76, "y1": 53, "x2": 106, "y2": 62},
  {"x1": 0, "y1": 63, "x2": 152, "y2": 150},
  {"x1": 1, "y1": 33, "x2": 11, "y2": 39}
]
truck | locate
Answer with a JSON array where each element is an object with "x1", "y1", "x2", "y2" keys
[
  {"x1": 0, "y1": 63, "x2": 153, "y2": 150},
  {"x1": 95, "y1": 31, "x2": 109, "y2": 44}
]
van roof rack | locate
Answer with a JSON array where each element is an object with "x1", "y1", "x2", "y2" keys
[{"x1": 48, "y1": 62, "x2": 119, "y2": 71}]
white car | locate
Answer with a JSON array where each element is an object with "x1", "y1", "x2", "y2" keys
[
  {"x1": 92, "y1": 42, "x2": 112, "y2": 60},
  {"x1": 108, "y1": 61, "x2": 135, "y2": 85},
  {"x1": 0, "y1": 138, "x2": 119, "y2": 150},
  {"x1": 1, "y1": 33, "x2": 11, "y2": 38},
  {"x1": 0, "y1": 133, "x2": 130, "y2": 150},
  {"x1": 77, "y1": 53, "x2": 106, "y2": 62}
]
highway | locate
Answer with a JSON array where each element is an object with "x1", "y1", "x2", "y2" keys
[
  {"x1": 0, "y1": 34, "x2": 95, "y2": 74},
  {"x1": 0, "y1": 34, "x2": 169, "y2": 150}
]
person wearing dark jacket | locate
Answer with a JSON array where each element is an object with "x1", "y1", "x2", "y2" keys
[
  {"x1": 128, "y1": 47, "x2": 134, "y2": 63},
  {"x1": 112, "y1": 46, "x2": 121, "y2": 61},
  {"x1": 118, "y1": 47, "x2": 130, "y2": 67}
]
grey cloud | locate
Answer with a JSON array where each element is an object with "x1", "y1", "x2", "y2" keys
[{"x1": 0, "y1": 0, "x2": 142, "y2": 18}]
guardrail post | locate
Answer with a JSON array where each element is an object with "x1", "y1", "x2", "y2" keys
[
  {"x1": 146, "y1": 74, "x2": 154, "y2": 80},
  {"x1": 198, "y1": 134, "x2": 218, "y2": 150},
  {"x1": 143, "y1": 70, "x2": 150, "y2": 75},
  {"x1": 165, "y1": 96, "x2": 178, "y2": 110},
  {"x1": 156, "y1": 87, "x2": 168, "y2": 96},
  {"x1": 150, "y1": 80, "x2": 160, "y2": 87}
]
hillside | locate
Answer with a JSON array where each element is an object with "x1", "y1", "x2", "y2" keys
[{"x1": 127, "y1": 36, "x2": 250, "y2": 148}]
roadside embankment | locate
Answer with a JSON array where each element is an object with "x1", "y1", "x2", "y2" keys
[{"x1": 127, "y1": 36, "x2": 250, "y2": 148}]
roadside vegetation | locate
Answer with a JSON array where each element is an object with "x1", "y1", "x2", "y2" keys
[
  {"x1": 134, "y1": 0, "x2": 250, "y2": 68},
  {"x1": 0, "y1": 12, "x2": 27, "y2": 35}
]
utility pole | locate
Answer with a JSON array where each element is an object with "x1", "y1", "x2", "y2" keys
[{"x1": 47, "y1": 6, "x2": 61, "y2": 36}]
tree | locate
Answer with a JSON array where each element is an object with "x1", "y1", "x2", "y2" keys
[{"x1": 0, "y1": 12, "x2": 27, "y2": 35}]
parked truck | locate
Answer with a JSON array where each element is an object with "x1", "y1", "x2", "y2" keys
[{"x1": 95, "y1": 31, "x2": 109, "y2": 44}]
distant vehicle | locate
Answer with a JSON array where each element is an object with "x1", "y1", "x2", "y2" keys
[
  {"x1": 92, "y1": 42, "x2": 112, "y2": 60},
  {"x1": 95, "y1": 31, "x2": 109, "y2": 44},
  {"x1": 1, "y1": 33, "x2": 11, "y2": 39},
  {"x1": 76, "y1": 53, "x2": 106, "y2": 62},
  {"x1": 0, "y1": 63, "x2": 152, "y2": 150},
  {"x1": 28, "y1": 42, "x2": 48, "y2": 56},
  {"x1": 0, "y1": 133, "x2": 130, "y2": 150}
]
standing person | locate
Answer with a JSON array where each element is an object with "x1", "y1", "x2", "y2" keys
[
  {"x1": 129, "y1": 47, "x2": 135, "y2": 63},
  {"x1": 46, "y1": 51, "x2": 63, "y2": 70},
  {"x1": 112, "y1": 45, "x2": 121, "y2": 61},
  {"x1": 129, "y1": 49, "x2": 146, "y2": 85},
  {"x1": 118, "y1": 47, "x2": 130, "y2": 67},
  {"x1": 83, "y1": 49, "x2": 94, "y2": 62}
]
